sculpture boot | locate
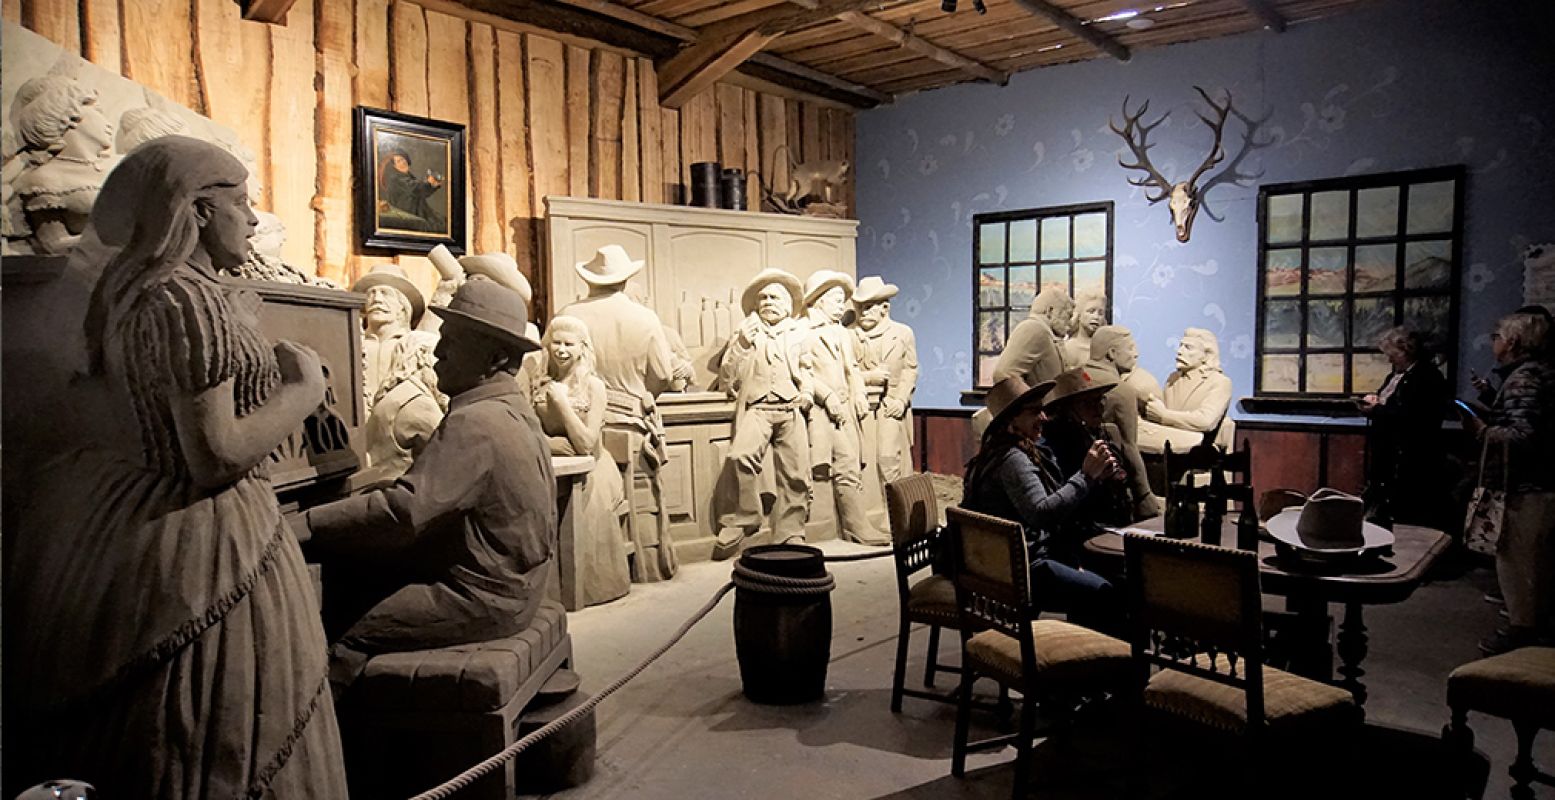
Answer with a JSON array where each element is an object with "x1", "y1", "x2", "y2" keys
[{"x1": 837, "y1": 490, "x2": 890, "y2": 546}]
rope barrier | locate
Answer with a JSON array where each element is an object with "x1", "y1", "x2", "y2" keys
[{"x1": 407, "y1": 542, "x2": 884, "y2": 799}]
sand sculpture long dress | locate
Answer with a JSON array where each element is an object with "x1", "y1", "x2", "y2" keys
[{"x1": 6, "y1": 261, "x2": 348, "y2": 797}]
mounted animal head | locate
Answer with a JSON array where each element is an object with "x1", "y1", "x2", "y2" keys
[{"x1": 1109, "y1": 87, "x2": 1232, "y2": 243}]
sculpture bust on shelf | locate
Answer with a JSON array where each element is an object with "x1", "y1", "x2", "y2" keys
[
  {"x1": 1062, "y1": 290, "x2": 1107, "y2": 369},
  {"x1": 7, "y1": 75, "x2": 118, "y2": 254},
  {"x1": 716, "y1": 268, "x2": 814, "y2": 556},
  {"x1": 1138, "y1": 327, "x2": 1233, "y2": 454},
  {"x1": 852, "y1": 276, "x2": 917, "y2": 487}
]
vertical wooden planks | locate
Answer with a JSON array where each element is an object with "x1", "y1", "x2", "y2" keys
[
  {"x1": 785, "y1": 98, "x2": 803, "y2": 164},
  {"x1": 620, "y1": 58, "x2": 640, "y2": 203},
  {"x1": 352, "y1": 0, "x2": 394, "y2": 281},
  {"x1": 268, "y1": 0, "x2": 317, "y2": 269},
  {"x1": 637, "y1": 57, "x2": 663, "y2": 204},
  {"x1": 680, "y1": 87, "x2": 716, "y2": 191},
  {"x1": 840, "y1": 110, "x2": 856, "y2": 215},
  {"x1": 660, "y1": 104, "x2": 679, "y2": 205},
  {"x1": 424, "y1": 8, "x2": 468, "y2": 264},
  {"x1": 28, "y1": 0, "x2": 80, "y2": 55},
  {"x1": 589, "y1": 50, "x2": 623, "y2": 200},
  {"x1": 195, "y1": 0, "x2": 271, "y2": 210},
  {"x1": 389, "y1": 0, "x2": 428, "y2": 115},
  {"x1": 565, "y1": 45, "x2": 590, "y2": 198},
  {"x1": 742, "y1": 89, "x2": 758, "y2": 195},
  {"x1": 759, "y1": 94, "x2": 787, "y2": 206},
  {"x1": 495, "y1": 30, "x2": 532, "y2": 272},
  {"x1": 122, "y1": 0, "x2": 197, "y2": 109},
  {"x1": 800, "y1": 101, "x2": 822, "y2": 166},
  {"x1": 526, "y1": 34, "x2": 568, "y2": 234},
  {"x1": 715, "y1": 83, "x2": 743, "y2": 171},
  {"x1": 315, "y1": 0, "x2": 355, "y2": 285},
  {"x1": 2, "y1": 0, "x2": 21, "y2": 25},
  {"x1": 81, "y1": 0, "x2": 121, "y2": 74},
  {"x1": 468, "y1": 22, "x2": 502, "y2": 255}
]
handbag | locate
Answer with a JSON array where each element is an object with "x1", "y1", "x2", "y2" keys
[{"x1": 1463, "y1": 437, "x2": 1507, "y2": 557}]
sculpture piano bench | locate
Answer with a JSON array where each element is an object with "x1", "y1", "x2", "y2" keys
[{"x1": 340, "y1": 600, "x2": 575, "y2": 800}]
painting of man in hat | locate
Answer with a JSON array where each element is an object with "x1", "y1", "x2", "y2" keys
[{"x1": 376, "y1": 141, "x2": 446, "y2": 234}]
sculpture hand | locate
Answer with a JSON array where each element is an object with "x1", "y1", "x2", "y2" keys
[
  {"x1": 881, "y1": 396, "x2": 907, "y2": 419},
  {"x1": 275, "y1": 341, "x2": 326, "y2": 398},
  {"x1": 1143, "y1": 397, "x2": 1165, "y2": 422},
  {"x1": 825, "y1": 395, "x2": 846, "y2": 424},
  {"x1": 546, "y1": 380, "x2": 570, "y2": 405}
]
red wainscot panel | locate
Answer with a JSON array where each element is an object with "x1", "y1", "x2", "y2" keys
[{"x1": 912, "y1": 409, "x2": 977, "y2": 477}]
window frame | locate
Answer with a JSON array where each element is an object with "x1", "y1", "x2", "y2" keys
[
  {"x1": 970, "y1": 201, "x2": 1115, "y2": 391},
  {"x1": 1253, "y1": 165, "x2": 1466, "y2": 399}
]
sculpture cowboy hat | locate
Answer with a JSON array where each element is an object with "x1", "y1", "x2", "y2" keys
[
  {"x1": 575, "y1": 244, "x2": 645, "y2": 286},
  {"x1": 1044, "y1": 367, "x2": 1118, "y2": 407},
  {"x1": 430, "y1": 275, "x2": 542, "y2": 355},
  {"x1": 459, "y1": 251, "x2": 533, "y2": 304},
  {"x1": 984, "y1": 375, "x2": 1057, "y2": 436},
  {"x1": 1265, "y1": 489, "x2": 1395, "y2": 555},
  {"x1": 352, "y1": 263, "x2": 426, "y2": 326},
  {"x1": 740, "y1": 268, "x2": 805, "y2": 318},
  {"x1": 852, "y1": 275, "x2": 899, "y2": 305},
  {"x1": 803, "y1": 270, "x2": 855, "y2": 307}
]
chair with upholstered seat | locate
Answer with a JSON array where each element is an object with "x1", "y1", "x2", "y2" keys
[
  {"x1": 1123, "y1": 533, "x2": 1360, "y2": 784},
  {"x1": 945, "y1": 506, "x2": 1133, "y2": 799},
  {"x1": 885, "y1": 474, "x2": 960, "y2": 712},
  {"x1": 1444, "y1": 646, "x2": 1555, "y2": 799}
]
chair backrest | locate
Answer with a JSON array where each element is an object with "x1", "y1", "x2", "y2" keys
[
  {"x1": 1164, "y1": 440, "x2": 1253, "y2": 509},
  {"x1": 1124, "y1": 533, "x2": 1267, "y2": 723},
  {"x1": 601, "y1": 428, "x2": 634, "y2": 469},
  {"x1": 945, "y1": 506, "x2": 1033, "y2": 641},
  {"x1": 886, "y1": 475, "x2": 943, "y2": 594}
]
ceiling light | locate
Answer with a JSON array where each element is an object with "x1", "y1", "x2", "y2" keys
[
  {"x1": 1126, "y1": 16, "x2": 1155, "y2": 29},
  {"x1": 1093, "y1": 9, "x2": 1139, "y2": 23}
]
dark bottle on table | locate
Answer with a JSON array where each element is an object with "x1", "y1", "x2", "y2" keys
[
  {"x1": 1236, "y1": 495, "x2": 1260, "y2": 551},
  {"x1": 1165, "y1": 490, "x2": 1198, "y2": 539},
  {"x1": 1200, "y1": 469, "x2": 1226, "y2": 546}
]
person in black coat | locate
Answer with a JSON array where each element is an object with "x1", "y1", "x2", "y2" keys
[{"x1": 1358, "y1": 326, "x2": 1448, "y2": 527}]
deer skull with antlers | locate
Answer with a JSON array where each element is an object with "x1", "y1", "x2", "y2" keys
[{"x1": 1110, "y1": 86, "x2": 1232, "y2": 243}]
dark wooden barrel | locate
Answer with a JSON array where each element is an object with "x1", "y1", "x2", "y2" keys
[{"x1": 734, "y1": 544, "x2": 832, "y2": 705}]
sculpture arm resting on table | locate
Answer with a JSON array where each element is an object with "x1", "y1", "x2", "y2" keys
[{"x1": 1146, "y1": 375, "x2": 1231, "y2": 432}]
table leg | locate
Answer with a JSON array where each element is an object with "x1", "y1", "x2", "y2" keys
[
  {"x1": 557, "y1": 475, "x2": 584, "y2": 612},
  {"x1": 1337, "y1": 602, "x2": 1368, "y2": 705},
  {"x1": 1283, "y1": 594, "x2": 1333, "y2": 682}
]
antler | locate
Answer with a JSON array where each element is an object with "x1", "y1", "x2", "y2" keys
[
  {"x1": 1185, "y1": 86, "x2": 1230, "y2": 189},
  {"x1": 1109, "y1": 96, "x2": 1174, "y2": 203}
]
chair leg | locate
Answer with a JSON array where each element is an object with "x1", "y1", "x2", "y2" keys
[
  {"x1": 891, "y1": 617, "x2": 911, "y2": 713},
  {"x1": 924, "y1": 625, "x2": 942, "y2": 688},
  {"x1": 1442, "y1": 704, "x2": 1477, "y2": 799},
  {"x1": 1011, "y1": 689, "x2": 1037, "y2": 800},
  {"x1": 952, "y1": 672, "x2": 974, "y2": 778},
  {"x1": 1510, "y1": 721, "x2": 1539, "y2": 800}
]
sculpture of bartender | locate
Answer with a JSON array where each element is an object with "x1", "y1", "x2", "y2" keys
[
  {"x1": 351, "y1": 263, "x2": 443, "y2": 487},
  {"x1": 804, "y1": 270, "x2": 889, "y2": 546},
  {"x1": 560, "y1": 244, "x2": 691, "y2": 581},
  {"x1": 300, "y1": 277, "x2": 554, "y2": 692},
  {"x1": 852, "y1": 276, "x2": 918, "y2": 487},
  {"x1": 716, "y1": 268, "x2": 813, "y2": 556},
  {"x1": 1137, "y1": 327, "x2": 1233, "y2": 454}
]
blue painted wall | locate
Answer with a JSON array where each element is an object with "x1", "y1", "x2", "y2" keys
[{"x1": 856, "y1": 0, "x2": 1555, "y2": 409}]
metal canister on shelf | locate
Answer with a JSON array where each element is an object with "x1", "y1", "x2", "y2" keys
[
  {"x1": 689, "y1": 161, "x2": 721, "y2": 207},
  {"x1": 720, "y1": 168, "x2": 747, "y2": 210}
]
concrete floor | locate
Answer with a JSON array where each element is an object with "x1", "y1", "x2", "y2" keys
[{"x1": 545, "y1": 541, "x2": 1549, "y2": 799}]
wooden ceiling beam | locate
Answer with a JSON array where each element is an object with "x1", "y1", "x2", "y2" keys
[
  {"x1": 658, "y1": 27, "x2": 781, "y2": 107},
  {"x1": 1010, "y1": 0, "x2": 1130, "y2": 61},
  {"x1": 834, "y1": 10, "x2": 1007, "y2": 83},
  {"x1": 238, "y1": 0, "x2": 299, "y2": 23},
  {"x1": 1239, "y1": 0, "x2": 1288, "y2": 31}
]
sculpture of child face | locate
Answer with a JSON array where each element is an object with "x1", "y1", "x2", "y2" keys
[
  {"x1": 364, "y1": 285, "x2": 412, "y2": 331},
  {"x1": 548, "y1": 327, "x2": 583, "y2": 373},
  {"x1": 814, "y1": 286, "x2": 848, "y2": 323},
  {"x1": 1175, "y1": 336, "x2": 1208, "y2": 371},
  {"x1": 1110, "y1": 335, "x2": 1139, "y2": 372},
  {"x1": 856, "y1": 299, "x2": 889, "y2": 331},
  {"x1": 1077, "y1": 298, "x2": 1106, "y2": 336},
  {"x1": 197, "y1": 185, "x2": 259, "y2": 270},
  {"x1": 756, "y1": 284, "x2": 791, "y2": 324}
]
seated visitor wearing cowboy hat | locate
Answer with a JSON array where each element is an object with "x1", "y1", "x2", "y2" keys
[
  {"x1": 1040, "y1": 367, "x2": 1153, "y2": 529},
  {"x1": 962, "y1": 375, "x2": 1127, "y2": 630},
  {"x1": 296, "y1": 276, "x2": 557, "y2": 694}
]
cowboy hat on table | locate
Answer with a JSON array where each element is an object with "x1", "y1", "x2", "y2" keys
[{"x1": 1265, "y1": 489, "x2": 1395, "y2": 557}]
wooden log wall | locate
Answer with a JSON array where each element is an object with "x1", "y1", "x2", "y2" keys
[{"x1": 6, "y1": 0, "x2": 856, "y2": 313}]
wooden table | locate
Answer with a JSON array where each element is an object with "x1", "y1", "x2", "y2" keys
[
  {"x1": 1083, "y1": 517, "x2": 1451, "y2": 705},
  {"x1": 550, "y1": 455, "x2": 594, "y2": 612}
]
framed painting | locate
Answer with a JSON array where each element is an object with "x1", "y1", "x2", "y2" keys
[{"x1": 354, "y1": 106, "x2": 466, "y2": 254}]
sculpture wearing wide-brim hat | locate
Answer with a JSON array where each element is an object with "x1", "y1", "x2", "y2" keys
[
  {"x1": 1044, "y1": 367, "x2": 1118, "y2": 408},
  {"x1": 984, "y1": 374, "x2": 1057, "y2": 436},
  {"x1": 803, "y1": 269, "x2": 855, "y2": 307},
  {"x1": 459, "y1": 251, "x2": 533, "y2": 304},
  {"x1": 852, "y1": 275, "x2": 899, "y2": 305},
  {"x1": 740, "y1": 268, "x2": 805, "y2": 318},
  {"x1": 575, "y1": 244, "x2": 645, "y2": 287},
  {"x1": 430, "y1": 275, "x2": 542, "y2": 355},
  {"x1": 353, "y1": 263, "x2": 427, "y2": 326}
]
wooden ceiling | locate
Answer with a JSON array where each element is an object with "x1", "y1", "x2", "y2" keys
[{"x1": 472, "y1": 0, "x2": 1378, "y2": 107}]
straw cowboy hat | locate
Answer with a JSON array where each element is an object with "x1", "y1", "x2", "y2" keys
[
  {"x1": 575, "y1": 244, "x2": 645, "y2": 287},
  {"x1": 852, "y1": 275, "x2": 899, "y2": 305},
  {"x1": 352, "y1": 263, "x2": 426, "y2": 326},
  {"x1": 1265, "y1": 489, "x2": 1395, "y2": 555},
  {"x1": 459, "y1": 251, "x2": 533, "y2": 304},
  {"x1": 1044, "y1": 367, "x2": 1118, "y2": 407},
  {"x1": 803, "y1": 270, "x2": 855, "y2": 307},
  {"x1": 430, "y1": 275, "x2": 542, "y2": 355},
  {"x1": 984, "y1": 375, "x2": 1057, "y2": 436},
  {"x1": 740, "y1": 268, "x2": 805, "y2": 318}
]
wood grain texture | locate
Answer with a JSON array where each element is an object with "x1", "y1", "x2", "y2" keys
[
  {"x1": 123, "y1": 0, "x2": 197, "y2": 108},
  {"x1": 352, "y1": 0, "x2": 395, "y2": 282},
  {"x1": 785, "y1": 97, "x2": 803, "y2": 163},
  {"x1": 758, "y1": 93, "x2": 788, "y2": 201},
  {"x1": 195, "y1": 0, "x2": 272, "y2": 208},
  {"x1": 590, "y1": 49, "x2": 624, "y2": 200},
  {"x1": 268, "y1": 0, "x2": 317, "y2": 269},
  {"x1": 315, "y1": 0, "x2": 356, "y2": 285},
  {"x1": 637, "y1": 57, "x2": 663, "y2": 203},
  {"x1": 390, "y1": 0, "x2": 429, "y2": 114},
  {"x1": 28, "y1": 0, "x2": 80, "y2": 54},
  {"x1": 80, "y1": 0, "x2": 120, "y2": 76},
  {"x1": 620, "y1": 57, "x2": 641, "y2": 202},
  {"x1": 660, "y1": 104, "x2": 680, "y2": 205},
  {"x1": 526, "y1": 34, "x2": 569, "y2": 218},
  {"x1": 742, "y1": 89, "x2": 758, "y2": 189},
  {"x1": 565, "y1": 44, "x2": 591, "y2": 197},
  {"x1": 495, "y1": 30, "x2": 533, "y2": 273},
  {"x1": 425, "y1": 9, "x2": 469, "y2": 252},
  {"x1": 2, "y1": 0, "x2": 21, "y2": 25},
  {"x1": 469, "y1": 22, "x2": 503, "y2": 254},
  {"x1": 715, "y1": 83, "x2": 743, "y2": 171}
]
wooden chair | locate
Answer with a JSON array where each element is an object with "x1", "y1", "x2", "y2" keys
[
  {"x1": 945, "y1": 506, "x2": 1133, "y2": 799},
  {"x1": 884, "y1": 475, "x2": 960, "y2": 712},
  {"x1": 1444, "y1": 646, "x2": 1555, "y2": 800},
  {"x1": 1123, "y1": 533, "x2": 1360, "y2": 784}
]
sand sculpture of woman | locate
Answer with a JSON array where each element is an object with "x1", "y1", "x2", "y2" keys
[
  {"x1": 533, "y1": 315, "x2": 631, "y2": 606},
  {"x1": 1061, "y1": 290, "x2": 1107, "y2": 369},
  {"x1": 8, "y1": 76, "x2": 118, "y2": 254},
  {"x1": 4, "y1": 136, "x2": 347, "y2": 796}
]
